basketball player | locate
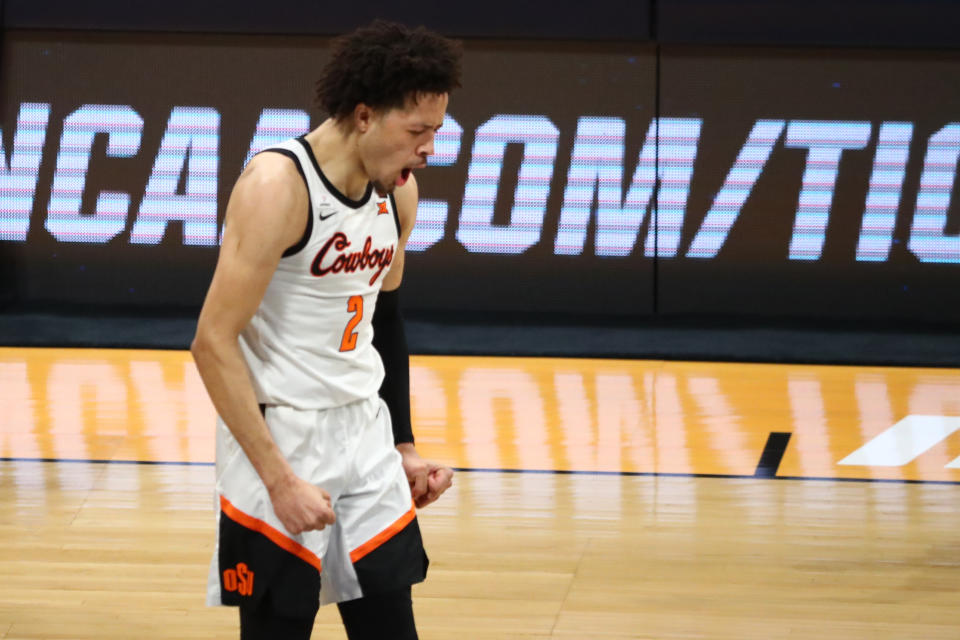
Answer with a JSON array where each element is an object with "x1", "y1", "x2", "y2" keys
[{"x1": 190, "y1": 21, "x2": 461, "y2": 640}]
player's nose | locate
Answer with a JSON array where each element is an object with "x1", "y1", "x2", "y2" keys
[{"x1": 418, "y1": 133, "x2": 435, "y2": 157}]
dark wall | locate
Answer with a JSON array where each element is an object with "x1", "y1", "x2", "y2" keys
[
  {"x1": 3, "y1": 1, "x2": 652, "y2": 40},
  {"x1": 6, "y1": 1, "x2": 960, "y2": 48},
  {"x1": 658, "y1": 0, "x2": 960, "y2": 48}
]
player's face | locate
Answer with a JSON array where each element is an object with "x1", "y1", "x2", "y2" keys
[{"x1": 358, "y1": 92, "x2": 448, "y2": 196}]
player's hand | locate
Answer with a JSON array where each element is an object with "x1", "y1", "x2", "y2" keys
[
  {"x1": 420, "y1": 463, "x2": 454, "y2": 509},
  {"x1": 397, "y1": 443, "x2": 454, "y2": 508},
  {"x1": 267, "y1": 472, "x2": 336, "y2": 535}
]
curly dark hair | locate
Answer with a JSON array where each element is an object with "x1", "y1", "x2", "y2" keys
[{"x1": 316, "y1": 20, "x2": 462, "y2": 121}]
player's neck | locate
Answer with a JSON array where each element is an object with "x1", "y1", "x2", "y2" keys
[{"x1": 303, "y1": 120, "x2": 370, "y2": 202}]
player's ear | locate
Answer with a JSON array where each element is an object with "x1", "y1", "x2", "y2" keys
[{"x1": 354, "y1": 103, "x2": 374, "y2": 133}]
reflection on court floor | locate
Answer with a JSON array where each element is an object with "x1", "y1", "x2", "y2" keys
[
  {"x1": 3, "y1": 347, "x2": 960, "y2": 639},
  {"x1": 2, "y1": 347, "x2": 960, "y2": 483}
]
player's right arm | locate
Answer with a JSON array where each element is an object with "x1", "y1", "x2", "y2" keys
[{"x1": 190, "y1": 154, "x2": 335, "y2": 535}]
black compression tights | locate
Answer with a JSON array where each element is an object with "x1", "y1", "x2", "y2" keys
[
  {"x1": 338, "y1": 587, "x2": 418, "y2": 640},
  {"x1": 239, "y1": 587, "x2": 418, "y2": 640},
  {"x1": 239, "y1": 605, "x2": 314, "y2": 640}
]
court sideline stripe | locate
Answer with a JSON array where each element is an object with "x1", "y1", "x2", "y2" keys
[{"x1": 1, "y1": 456, "x2": 958, "y2": 486}]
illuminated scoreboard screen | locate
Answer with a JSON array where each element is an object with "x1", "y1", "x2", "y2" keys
[
  {"x1": 658, "y1": 46, "x2": 960, "y2": 321},
  {"x1": 0, "y1": 33, "x2": 958, "y2": 321}
]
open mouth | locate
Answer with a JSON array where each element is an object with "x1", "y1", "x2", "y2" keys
[{"x1": 396, "y1": 167, "x2": 412, "y2": 187}]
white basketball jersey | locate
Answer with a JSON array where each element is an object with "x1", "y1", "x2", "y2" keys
[{"x1": 238, "y1": 137, "x2": 400, "y2": 410}]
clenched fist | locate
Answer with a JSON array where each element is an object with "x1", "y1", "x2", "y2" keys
[
  {"x1": 397, "y1": 443, "x2": 454, "y2": 508},
  {"x1": 267, "y1": 472, "x2": 336, "y2": 535}
]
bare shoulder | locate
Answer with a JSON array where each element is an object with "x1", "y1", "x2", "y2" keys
[
  {"x1": 392, "y1": 173, "x2": 419, "y2": 239},
  {"x1": 224, "y1": 152, "x2": 308, "y2": 250},
  {"x1": 232, "y1": 152, "x2": 305, "y2": 213}
]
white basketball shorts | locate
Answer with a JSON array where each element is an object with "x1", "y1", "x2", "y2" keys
[{"x1": 205, "y1": 395, "x2": 428, "y2": 617}]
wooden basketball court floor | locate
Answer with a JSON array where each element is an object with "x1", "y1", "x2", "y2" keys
[{"x1": 2, "y1": 346, "x2": 959, "y2": 639}]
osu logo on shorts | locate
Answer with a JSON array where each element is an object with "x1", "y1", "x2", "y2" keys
[{"x1": 223, "y1": 562, "x2": 255, "y2": 596}]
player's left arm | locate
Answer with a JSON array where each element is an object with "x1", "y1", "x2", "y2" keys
[{"x1": 374, "y1": 173, "x2": 454, "y2": 509}]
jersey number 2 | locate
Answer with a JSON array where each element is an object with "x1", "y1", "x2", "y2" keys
[{"x1": 339, "y1": 295, "x2": 363, "y2": 352}]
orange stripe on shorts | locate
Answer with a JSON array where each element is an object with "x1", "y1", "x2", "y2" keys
[
  {"x1": 349, "y1": 501, "x2": 416, "y2": 563},
  {"x1": 219, "y1": 495, "x2": 323, "y2": 572}
]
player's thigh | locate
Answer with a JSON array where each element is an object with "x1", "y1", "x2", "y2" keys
[
  {"x1": 343, "y1": 410, "x2": 428, "y2": 592},
  {"x1": 324, "y1": 404, "x2": 429, "y2": 600},
  {"x1": 240, "y1": 601, "x2": 317, "y2": 640},
  {"x1": 337, "y1": 586, "x2": 417, "y2": 640}
]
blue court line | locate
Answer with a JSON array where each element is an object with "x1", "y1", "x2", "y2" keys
[
  {"x1": 2, "y1": 456, "x2": 959, "y2": 486},
  {"x1": 0, "y1": 456, "x2": 213, "y2": 467}
]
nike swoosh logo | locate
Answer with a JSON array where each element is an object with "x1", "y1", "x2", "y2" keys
[{"x1": 318, "y1": 210, "x2": 338, "y2": 221}]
